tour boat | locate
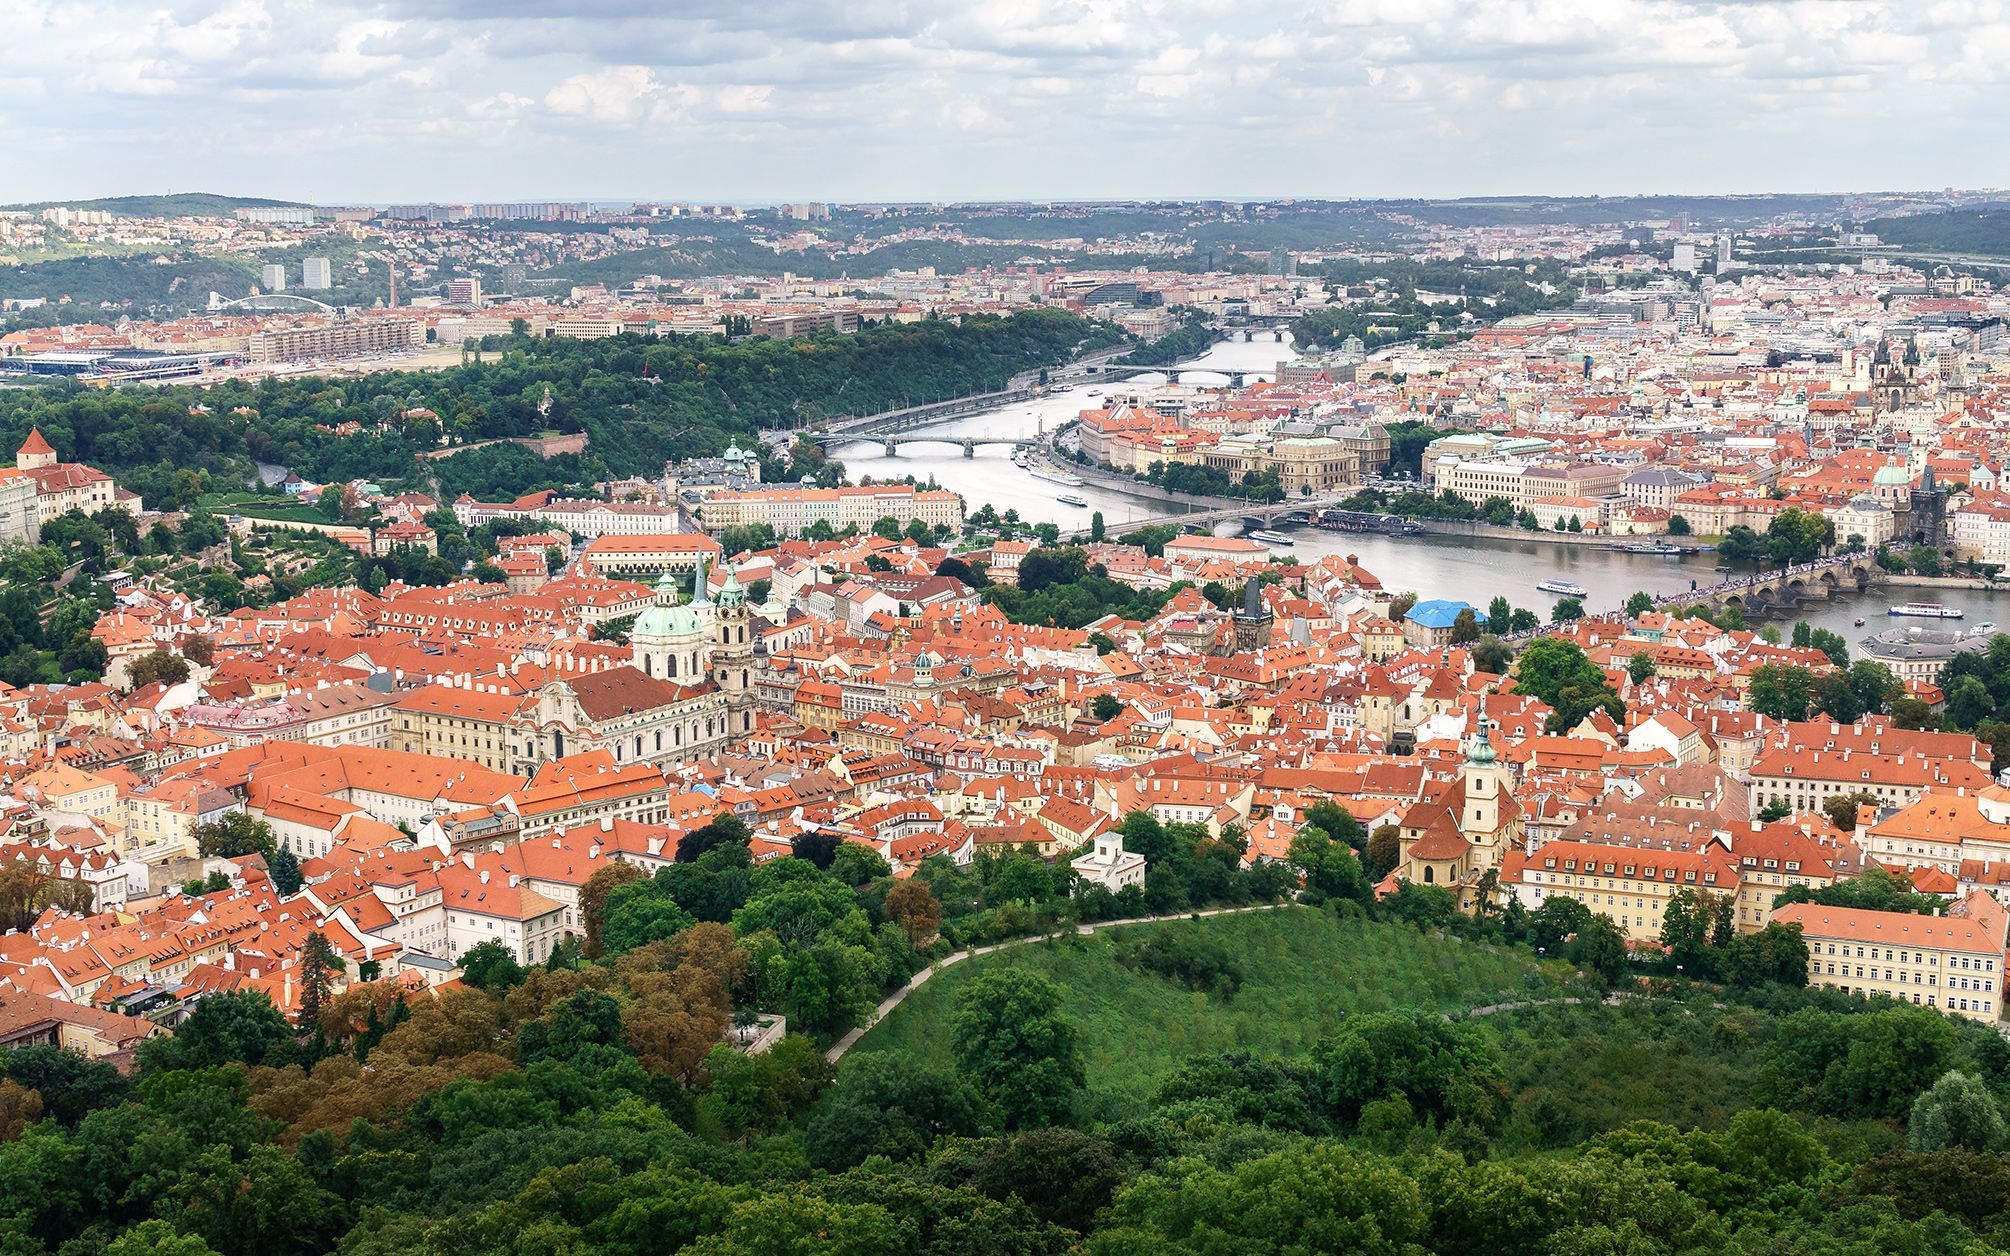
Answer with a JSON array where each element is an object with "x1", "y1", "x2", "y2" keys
[
  {"x1": 1247, "y1": 529, "x2": 1296, "y2": 546},
  {"x1": 1853, "y1": 617, "x2": 1865, "y2": 627},
  {"x1": 1888, "y1": 602, "x2": 1964, "y2": 620},
  {"x1": 1055, "y1": 494, "x2": 1088, "y2": 507},
  {"x1": 1618, "y1": 541, "x2": 1684, "y2": 555},
  {"x1": 1029, "y1": 467, "x2": 1086, "y2": 488},
  {"x1": 1535, "y1": 579, "x2": 1589, "y2": 598}
]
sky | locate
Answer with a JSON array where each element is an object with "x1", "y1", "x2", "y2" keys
[{"x1": 4, "y1": 0, "x2": 2005, "y2": 204}]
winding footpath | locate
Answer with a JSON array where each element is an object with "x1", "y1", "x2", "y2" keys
[{"x1": 824, "y1": 901, "x2": 1297, "y2": 1064}]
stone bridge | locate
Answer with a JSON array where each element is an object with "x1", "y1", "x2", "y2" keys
[
  {"x1": 1650, "y1": 555, "x2": 1884, "y2": 614},
  {"x1": 805, "y1": 434, "x2": 1038, "y2": 459},
  {"x1": 1059, "y1": 500, "x2": 1332, "y2": 541}
]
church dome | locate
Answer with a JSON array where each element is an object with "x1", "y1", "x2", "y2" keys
[
  {"x1": 1872, "y1": 463, "x2": 1910, "y2": 487},
  {"x1": 633, "y1": 569, "x2": 705, "y2": 640},
  {"x1": 634, "y1": 603, "x2": 703, "y2": 639}
]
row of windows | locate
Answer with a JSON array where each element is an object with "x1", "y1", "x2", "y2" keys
[
  {"x1": 1817, "y1": 981, "x2": 1992, "y2": 1015},
  {"x1": 1816, "y1": 942, "x2": 1995, "y2": 971}
]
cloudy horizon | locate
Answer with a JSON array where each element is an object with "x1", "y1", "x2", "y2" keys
[{"x1": 5, "y1": 0, "x2": 2005, "y2": 204}]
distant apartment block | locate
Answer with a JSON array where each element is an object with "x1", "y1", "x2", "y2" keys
[
  {"x1": 260, "y1": 264, "x2": 287, "y2": 292},
  {"x1": 235, "y1": 206, "x2": 316, "y2": 225},
  {"x1": 246, "y1": 319, "x2": 422, "y2": 364},
  {"x1": 753, "y1": 310, "x2": 860, "y2": 338},
  {"x1": 301, "y1": 257, "x2": 333, "y2": 290}
]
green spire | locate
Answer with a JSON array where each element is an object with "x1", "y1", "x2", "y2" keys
[{"x1": 690, "y1": 550, "x2": 711, "y2": 606}]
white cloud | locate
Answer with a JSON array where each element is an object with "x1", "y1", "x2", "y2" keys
[
  {"x1": 0, "y1": 0, "x2": 2005, "y2": 200},
  {"x1": 545, "y1": 65, "x2": 664, "y2": 121}
]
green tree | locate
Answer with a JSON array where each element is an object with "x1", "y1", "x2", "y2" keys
[
  {"x1": 136, "y1": 992, "x2": 291, "y2": 1072},
  {"x1": 1575, "y1": 913, "x2": 1629, "y2": 986},
  {"x1": 1747, "y1": 664, "x2": 1815, "y2": 721},
  {"x1": 1511, "y1": 637, "x2": 1622, "y2": 732},
  {"x1": 1821, "y1": 790, "x2": 1879, "y2": 833},
  {"x1": 1626, "y1": 651, "x2": 1656, "y2": 685},
  {"x1": 125, "y1": 649, "x2": 191, "y2": 691},
  {"x1": 1667, "y1": 514, "x2": 1691, "y2": 535},
  {"x1": 192, "y1": 812, "x2": 276, "y2": 860},
  {"x1": 1470, "y1": 635, "x2": 1512, "y2": 677},
  {"x1": 1089, "y1": 511, "x2": 1105, "y2": 543},
  {"x1": 1091, "y1": 693, "x2": 1123, "y2": 722},
  {"x1": 950, "y1": 969, "x2": 1083, "y2": 1130},
  {"x1": 265, "y1": 845, "x2": 302, "y2": 896},
  {"x1": 803, "y1": 1055, "x2": 984, "y2": 1170},
  {"x1": 1552, "y1": 597, "x2": 1584, "y2": 622},
  {"x1": 1624, "y1": 590, "x2": 1656, "y2": 618},
  {"x1": 456, "y1": 939, "x2": 527, "y2": 990},
  {"x1": 1909, "y1": 1071, "x2": 2008, "y2": 1153},
  {"x1": 1288, "y1": 825, "x2": 1367, "y2": 905}
]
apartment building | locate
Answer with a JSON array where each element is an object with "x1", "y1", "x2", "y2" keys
[
  {"x1": 579, "y1": 533, "x2": 726, "y2": 580},
  {"x1": 1501, "y1": 838, "x2": 1740, "y2": 942},
  {"x1": 246, "y1": 319, "x2": 422, "y2": 364},
  {"x1": 1748, "y1": 721, "x2": 1993, "y2": 815},
  {"x1": 1861, "y1": 786, "x2": 2010, "y2": 878},
  {"x1": 695, "y1": 484, "x2": 965, "y2": 536},
  {"x1": 1776, "y1": 895, "x2": 2008, "y2": 1023}
]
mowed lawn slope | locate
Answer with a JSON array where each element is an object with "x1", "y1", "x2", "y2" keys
[{"x1": 848, "y1": 906, "x2": 1562, "y2": 1098}]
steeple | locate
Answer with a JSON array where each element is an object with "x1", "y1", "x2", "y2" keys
[
  {"x1": 1466, "y1": 715, "x2": 1497, "y2": 767},
  {"x1": 718, "y1": 564, "x2": 746, "y2": 608},
  {"x1": 689, "y1": 550, "x2": 711, "y2": 607},
  {"x1": 653, "y1": 568, "x2": 680, "y2": 604}
]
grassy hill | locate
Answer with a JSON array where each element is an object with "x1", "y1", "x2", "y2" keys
[
  {"x1": 0, "y1": 192, "x2": 309, "y2": 218},
  {"x1": 1866, "y1": 208, "x2": 2010, "y2": 257},
  {"x1": 848, "y1": 906, "x2": 1565, "y2": 1099}
]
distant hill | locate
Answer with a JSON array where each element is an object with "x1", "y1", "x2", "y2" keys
[
  {"x1": 0, "y1": 192, "x2": 310, "y2": 219},
  {"x1": 1864, "y1": 208, "x2": 2010, "y2": 257},
  {"x1": 1393, "y1": 194, "x2": 1850, "y2": 228}
]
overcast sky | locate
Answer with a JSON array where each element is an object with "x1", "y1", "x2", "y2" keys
[{"x1": 4, "y1": 0, "x2": 2002, "y2": 204}]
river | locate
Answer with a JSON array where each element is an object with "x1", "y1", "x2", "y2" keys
[{"x1": 831, "y1": 333, "x2": 2010, "y2": 642}]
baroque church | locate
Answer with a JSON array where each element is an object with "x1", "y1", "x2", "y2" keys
[
  {"x1": 1394, "y1": 717, "x2": 1522, "y2": 913},
  {"x1": 515, "y1": 554, "x2": 758, "y2": 771}
]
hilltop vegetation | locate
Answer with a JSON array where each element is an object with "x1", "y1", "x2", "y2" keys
[
  {"x1": 848, "y1": 907, "x2": 1562, "y2": 1098},
  {"x1": 0, "y1": 192, "x2": 308, "y2": 218},
  {"x1": 0, "y1": 807, "x2": 2002, "y2": 1251},
  {"x1": 0, "y1": 253, "x2": 263, "y2": 314},
  {"x1": 1867, "y1": 207, "x2": 2010, "y2": 256},
  {"x1": 0, "y1": 308, "x2": 1119, "y2": 508}
]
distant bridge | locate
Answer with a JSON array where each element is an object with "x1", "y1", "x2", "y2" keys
[
  {"x1": 1059, "y1": 497, "x2": 1340, "y2": 541},
  {"x1": 812, "y1": 387, "x2": 1037, "y2": 438},
  {"x1": 805, "y1": 433, "x2": 1038, "y2": 459},
  {"x1": 1088, "y1": 363, "x2": 1260, "y2": 388}
]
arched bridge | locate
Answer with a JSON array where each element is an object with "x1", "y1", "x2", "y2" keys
[
  {"x1": 802, "y1": 433, "x2": 1038, "y2": 459},
  {"x1": 1652, "y1": 555, "x2": 1884, "y2": 614},
  {"x1": 1089, "y1": 363, "x2": 1258, "y2": 388},
  {"x1": 1059, "y1": 499, "x2": 1336, "y2": 542},
  {"x1": 1206, "y1": 320, "x2": 1294, "y2": 342}
]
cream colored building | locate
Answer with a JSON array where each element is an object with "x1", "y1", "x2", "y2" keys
[
  {"x1": 1776, "y1": 896, "x2": 2007, "y2": 1023},
  {"x1": 1502, "y1": 838, "x2": 1741, "y2": 942},
  {"x1": 696, "y1": 484, "x2": 964, "y2": 536}
]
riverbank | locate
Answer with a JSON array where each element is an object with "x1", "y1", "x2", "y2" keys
[
  {"x1": 1412, "y1": 519, "x2": 1678, "y2": 549},
  {"x1": 1882, "y1": 574, "x2": 2004, "y2": 591}
]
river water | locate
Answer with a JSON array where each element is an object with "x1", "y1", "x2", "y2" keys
[{"x1": 833, "y1": 334, "x2": 2010, "y2": 641}]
